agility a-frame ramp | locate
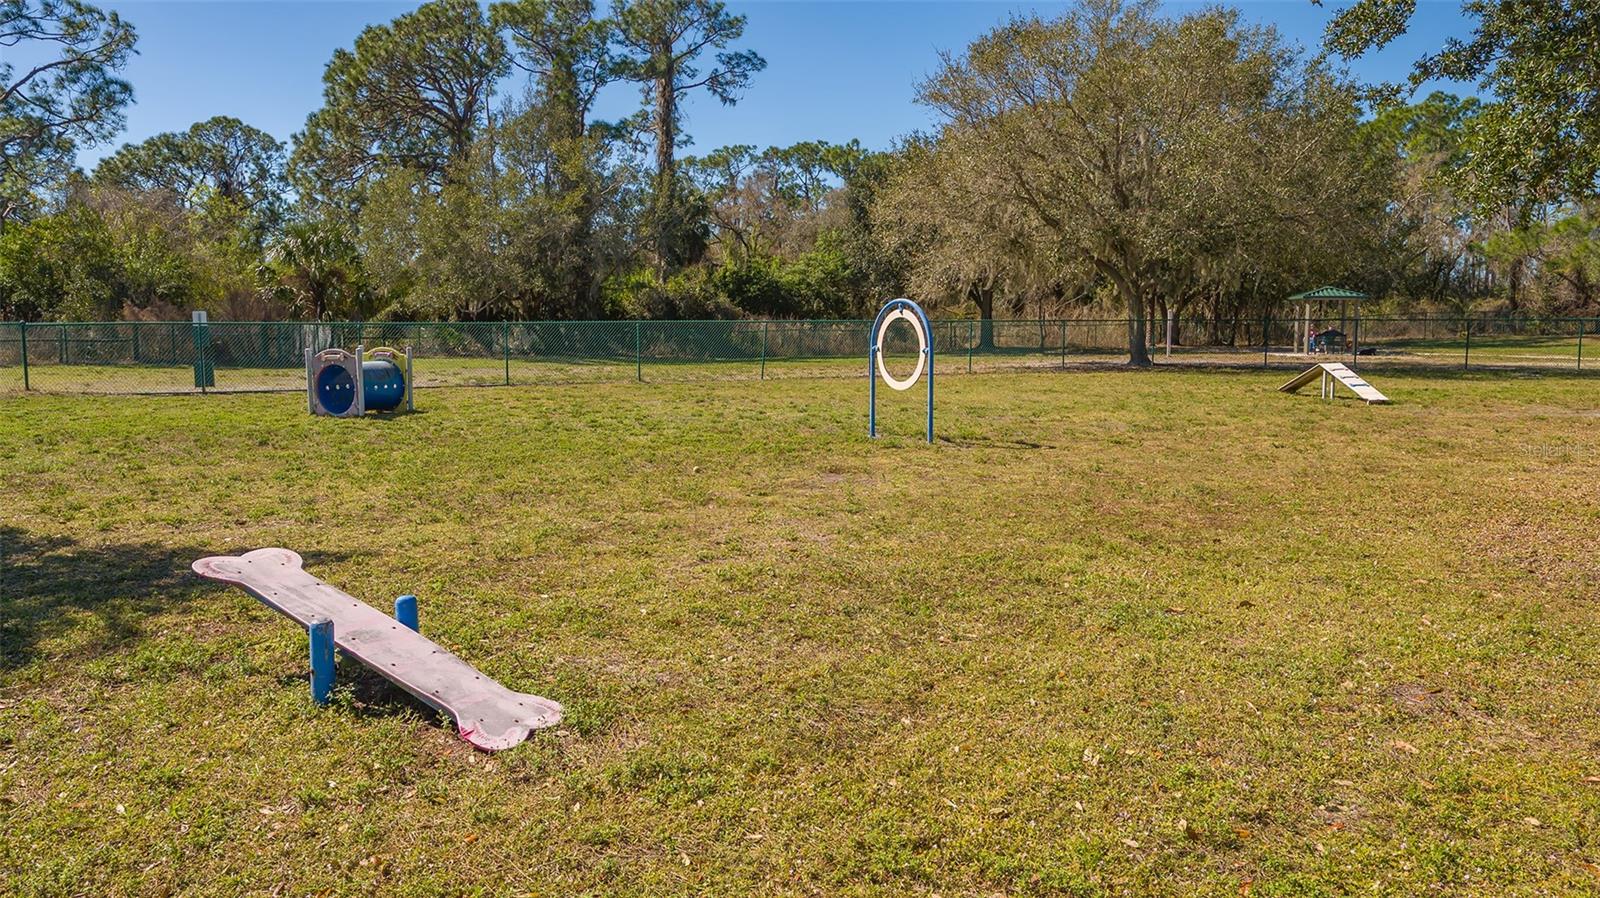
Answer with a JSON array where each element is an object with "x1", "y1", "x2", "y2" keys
[
  {"x1": 1279, "y1": 362, "x2": 1390, "y2": 404},
  {"x1": 193, "y1": 548, "x2": 561, "y2": 751}
]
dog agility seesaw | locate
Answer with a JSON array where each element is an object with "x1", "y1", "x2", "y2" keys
[{"x1": 192, "y1": 548, "x2": 561, "y2": 751}]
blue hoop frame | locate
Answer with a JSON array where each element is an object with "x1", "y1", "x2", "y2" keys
[{"x1": 869, "y1": 298, "x2": 934, "y2": 443}]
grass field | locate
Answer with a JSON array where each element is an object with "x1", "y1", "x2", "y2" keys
[
  {"x1": 1, "y1": 333, "x2": 1592, "y2": 396},
  {"x1": 4, "y1": 368, "x2": 1600, "y2": 896}
]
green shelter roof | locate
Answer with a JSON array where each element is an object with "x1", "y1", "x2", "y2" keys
[{"x1": 1287, "y1": 285, "x2": 1367, "y2": 301}]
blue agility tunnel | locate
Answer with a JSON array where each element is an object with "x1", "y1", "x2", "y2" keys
[{"x1": 306, "y1": 346, "x2": 414, "y2": 417}]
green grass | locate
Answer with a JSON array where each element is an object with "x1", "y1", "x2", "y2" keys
[
  {"x1": 4, "y1": 368, "x2": 1600, "y2": 896},
  {"x1": 6, "y1": 341, "x2": 1593, "y2": 398},
  {"x1": 1373, "y1": 334, "x2": 1588, "y2": 364}
]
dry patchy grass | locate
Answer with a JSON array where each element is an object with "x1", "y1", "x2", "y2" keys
[{"x1": 3, "y1": 367, "x2": 1599, "y2": 897}]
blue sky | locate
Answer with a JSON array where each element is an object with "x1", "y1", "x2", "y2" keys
[{"x1": 76, "y1": 1, "x2": 1475, "y2": 169}]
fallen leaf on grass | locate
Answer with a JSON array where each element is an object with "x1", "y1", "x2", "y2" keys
[
  {"x1": 1390, "y1": 739, "x2": 1419, "y2": 755},
  {"x1": 1164, "y1": 606, "x2": 1186, "y2": 615},
  {"x1": 1122, "y1": 838, "x2": 1141, "y2": 848},
  {"x1": 1582, "y1": 776, "x2": 1600, "y2": 786},
  {"x1": 1578, "y1": 861, "x2": 1600, "y2": 880},
  {"x1": 1232, "y1": 827, "x2": 1252, "y2": 840},
  {"x1": 1238, "y1": 878, "x2": 1253, "y2": 896},
  {"x1": 1524, "y1": 817, "x2": 1542, "y2": 828}
]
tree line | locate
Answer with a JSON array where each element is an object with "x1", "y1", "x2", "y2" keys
[{"x1": 2, "y1": 0, "x2": 1597, "y2": 363}]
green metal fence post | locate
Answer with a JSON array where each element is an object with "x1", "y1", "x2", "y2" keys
[
  {"x1": 1060, "y1": 320, "x2": 1067, "y2": 368},
  {"x1": 1578, "y1": 318, "x2": 1584, "y2": 370},
  {"x1": 968, "y1": 319, "x2": 975, "y2": 373},
  {"x1": 1463, "y1": 318, "x2": 1471, "y2": 370},
  {"x1": 191, "y1": 311, "x2": 214, "y2": 391},
  {"x1": 1262, "y1": 308, "x2": 1269, "y2": 367},
  {"x1": 504, "y1": 321, "x2": 511, "y2": 385},
  {"x1": 759, "y1": 320, "x2": 768, "y2": 380},
  {"x1": 635, "y1": 320, "x2": 642, "y2": 382},
  {"x1": 1351, "y1": 307, "x2": 1360, "y2": 368},
  {"x1": 19, "y1": 321, "x2": 28, "y2": 391}
]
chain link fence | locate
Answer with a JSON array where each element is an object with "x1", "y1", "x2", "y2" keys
[{"x1": 0, "y1": 315, "x2": 1594, "y2": 395}]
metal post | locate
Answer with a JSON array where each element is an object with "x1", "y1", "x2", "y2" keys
[
  {"x1": 868, "y1": 336, "x2": 877, "y2": 438},
  {"x1": 191, "y1": 310, "x2": 212, "y2": 392},
  {"x1": 1578, "y1": 319, "x2": 1584, "y2": 370},
  {"x1": 18, "y1": 321, "x2": 27, "y2": 391},
  {"x1": 1352, "y1": 306, "x2": 1360, "y2": 367},
  {"x1": 1165, "y1": 309, "x2": 1174, "y2": 358},
  {"x1": 635, "y1": 320, "x2": 642, "y2": 382},
  {"x1": 926, "y1": 335, "x2": 935, "y2": 444},
  {"x1": 759, "y1": 320, "x2": 768, "y2": 380},
  {"x1": 1262, "y1": 307, "x2": 1270, "y2": 367},
  {"x1": 354, "y1": 344, "x2": 365, "y2": 416},
  {"x1": 395, "y1": 595, "x2": 419, "y2": 632},
  {"x1": 968, "y1": 319, "x2": 974, "y2": 373},
  {"x1": 1060, "y1": 320, "x2": 1067, "y2": 368},
  {"x1": 504, "y1": 321, "x2": 511, "y2": 386},
  {"x1": 309, "y1": 617, "x2": 334, "y2": 705},
  {"x1": 1463, "y1": 319, "x2": 1471, "y2": 370},
  {"x1": 304, "y1": 348, "x2": 315, "y2": 415}
]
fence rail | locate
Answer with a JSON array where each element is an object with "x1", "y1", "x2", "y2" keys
[{"x1": 0, "y1": 315, "x2": 1594, "y2": 395}]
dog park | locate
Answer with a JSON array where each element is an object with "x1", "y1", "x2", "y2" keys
[
  {"x1": 6, "y1": 0, "x2": 1600, "y2": 892},
  {"x1": 5, "y1": 304, "x2": 1600, "y2": 895}
]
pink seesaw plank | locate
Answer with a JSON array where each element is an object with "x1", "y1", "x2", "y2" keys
[{"x1": 192, "y1": 548, "x2": 561, "y2": 751}]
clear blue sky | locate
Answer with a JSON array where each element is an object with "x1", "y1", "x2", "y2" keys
[{"x1": 76, "y1": 1, "x2": 1474, "y2": 169}]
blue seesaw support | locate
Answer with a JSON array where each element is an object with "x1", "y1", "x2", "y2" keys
[{"x1": 307, "y1": 595, "x2": 420, "y2": 706}]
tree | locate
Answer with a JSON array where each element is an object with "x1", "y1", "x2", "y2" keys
[
  {"x1": 1481, "y1": 205, "x2": 1600, "y2": 315},
  {"x1": 1324, "y1": 0, "x2": 1600, "y2": 207},
  {"x1": 876, "y1": 135, "x2": 1067, "y2": 347},
  {"x1": 0, "y1": 201, "x2": 116, "y2": 318},
  {"x1": 0, "y1": 0, "x2": 136, "y2": 227},
  {"x1": 493, "y1": 0, "x2": 618, "y2": 145},
  {"x1": 909, "y1": 0, "x2": 1369, "y2": 364},
  {"x1": 0, "y1": 184, "x2": 234, "y2": 321},
  {"x1": 492, "y1": 0, "x2": 626, "y2": 316},
  {"x1": 93, "y1": 116, "x2": 288, "y2": 233},
  {"x1": 1357, "y1": 93, "x2": 1494, "y2": 309},
  {"x1": 260, "y1": 218, "x2": 371, "y2": 321},
  {"x1": 290, "y1": 0, "x2": 507, "y2": 206},
  {"x1": 614, "y1": 0, "x2": 764, "y2": 270}
]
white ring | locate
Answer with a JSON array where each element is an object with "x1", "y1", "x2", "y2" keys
[{"x1": 875, "y1": 308, "x2": 927, "y2": 391}]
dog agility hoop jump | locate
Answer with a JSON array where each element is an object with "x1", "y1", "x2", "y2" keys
[{"x1": 869, "y1": 298, "x2": 934, "y2": 443}]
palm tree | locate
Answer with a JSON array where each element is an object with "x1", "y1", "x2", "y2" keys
[{"x1": 261, "y1": 220, "x2": 367, "y2": 319}]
